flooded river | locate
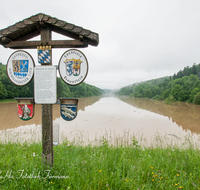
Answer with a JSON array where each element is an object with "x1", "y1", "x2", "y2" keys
[{"x1": 0, "y1": 96, "x2": 200, "y2": 147}]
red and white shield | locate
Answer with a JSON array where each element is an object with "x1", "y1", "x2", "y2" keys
[{"x1": 15, "y1": 98, "x2": 34, "y2": 121}]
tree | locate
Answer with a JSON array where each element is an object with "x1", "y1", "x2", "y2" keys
[
  {"x1": 189, "y1": 87, "x2": 200, "y2": 103},
  {"x1": 0, "y1": 81, "x2": 6, "y2": 99},
  {"x1": 192, "y1": 63, "x2": 197, "y2": 75},
  {"x1": 171, "y1": 84, "x2": 181, "y2": 101},
  {"x1": 144, "y1": 88, "x2": 153, "y2": 98},
  {"x1": 193, "y1": 92, "x2": 200, "y2": 105},
  {"x1": 189, "y1": 74, "x2": 199, "y2": 85},
  {"x1": 161, "y1": 89, "x2": 171, "y2": 99},
  {"x1": 165, "y1": 95, "x2": 176, "y2": 105}
]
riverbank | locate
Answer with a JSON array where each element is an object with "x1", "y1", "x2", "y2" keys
[
  {"x1": 0, "y1": 99, "x2": 16, "y2": 103},
  {"x1": 1, "y1": 140, "x2": 200, "y2": 189}
]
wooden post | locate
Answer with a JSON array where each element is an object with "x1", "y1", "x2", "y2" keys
[
  {"x1": 40, "y1": 27, "x2": 54, "y2": 167},
  {"x1": 41, "y1": 104, "x2": 53, "y2": 167}
]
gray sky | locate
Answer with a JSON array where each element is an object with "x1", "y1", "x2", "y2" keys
[{"x1": 1, "y1": 0, "x2": 200, "y2": 90}]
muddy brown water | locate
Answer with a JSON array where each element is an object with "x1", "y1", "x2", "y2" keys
[{"x1": 0, "y1": 96, "x2": 200, "y2": 147}]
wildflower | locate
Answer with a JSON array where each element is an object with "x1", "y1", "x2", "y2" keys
[
  {"x1": 175, "y1": 184, "x2": 178, "y2": 187},
  {"x1": 179, "y1": 186, "x2": 183, "y2": 189},
  {"x1": 152, "y1": 179, "x2": 154, "y2": 181},
  {"x1": 33, "y1": 152, "x2": 35, "y2": 157},
  {"x1": 125, "y1": 179, "x2": 129, "y2": 182},
  {"x1": 152, "y1": 172, "x2": 154, "y2": 174},
  {"x1": 99, "y1": 170, "x2": 102, "y2": 173},
  {"x1": 177, "y1": 174, "x2": 180, "y2": 176},
  {"x1": 150, "y1": 166, "x2": 153, "y2": 169},
  {"x1": 160, "y1": 177, "x2": 163, "y2": 179}
]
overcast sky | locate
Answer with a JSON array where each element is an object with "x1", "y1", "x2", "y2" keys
[{"x1": 1, "y1": 0, "x2": 200, "y2": 90}]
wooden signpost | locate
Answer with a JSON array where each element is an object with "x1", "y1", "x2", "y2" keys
[{"x1": 0, "y1": 13, "x2": 99, "y2": 167}]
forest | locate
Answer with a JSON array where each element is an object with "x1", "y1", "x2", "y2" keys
[
  {"x1": 0, "y1": 63, "x2": 103, "y2": 100},
  {"x1": 116, "y1": 63, "x2": 200, "y2": 105}
]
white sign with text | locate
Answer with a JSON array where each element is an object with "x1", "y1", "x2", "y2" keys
[{"x1": 34, "y1": 66, "x2": 57, "y2": 104}]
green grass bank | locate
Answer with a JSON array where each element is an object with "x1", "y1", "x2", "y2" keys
[
  {"x1": 1, "y1": 140, "x2": 200, "y2": 190},
  {"x1": 0, "y1": 99, "x2": 16, "y2": 103}
]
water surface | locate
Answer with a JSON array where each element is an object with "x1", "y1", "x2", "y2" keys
[{"x1": 0, "y1": 96, "x2": 199, "y2": 147}]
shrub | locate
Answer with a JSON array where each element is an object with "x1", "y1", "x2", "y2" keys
[
  {"x1": 193, "y1": 92, "x2": 200, "y2": 105},
  {"x1": 165, "y1": 95, "x2": 176, "y2": 105}
]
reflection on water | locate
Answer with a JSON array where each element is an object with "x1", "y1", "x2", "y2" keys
[
  {"x1": 0, "y1": 96, "x2": 200, "y2": 147},
  {"x1": 118, "y1": 96, "x2": 200, "y2": 135},
  {"x1": 0, "y1": 96, "x2": 102, "y2": 130}
]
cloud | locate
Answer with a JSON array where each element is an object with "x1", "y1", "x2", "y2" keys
[{"x1": 1, "y1": 0, "x2": 200, "y2": 89}]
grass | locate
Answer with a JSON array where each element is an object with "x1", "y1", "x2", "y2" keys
[
  {"x1": 0, "y1": 99, "x2": 17, "y2": 103},
  {"x1": 1, "y1": 137, "x2": 200, "y2": 190}
]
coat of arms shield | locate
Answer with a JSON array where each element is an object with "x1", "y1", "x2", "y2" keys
[
  {"x1": 15, "y1": 98, "x2": 34, "y2": 121},
  {"x1": 64, "y1": 58, "x2": 82, "y2": 76},
  {"x1": 59, "y1": 98, "x2": 78, "y2": 121},
  {"x1": 37, "y1": 46, "x2": 51, "y2": 64},
  {"x1": 12, "y1": 60, "x2": 29, "y2": 79}
]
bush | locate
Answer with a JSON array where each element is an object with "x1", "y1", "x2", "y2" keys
[
  {"x1": 165, "y1": 95, "x2": 176, "y2": 105},
  {"x1": 153, "y1": 95, "x2": 163, "y2": 100},
  {"x1": 193, "y1": 92, "x2": 200, "y2": 105}
]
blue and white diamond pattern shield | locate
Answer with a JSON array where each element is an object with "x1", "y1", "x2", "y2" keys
[{"x1": 38, "y1": 50, "x2": 51, "y2": 64}]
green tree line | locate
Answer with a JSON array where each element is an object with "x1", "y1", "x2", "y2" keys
[
  {"x1": 0, "y1": 63, "x2": 103, "y2": 100},
  {"x1": 116, "y1": 63, "x2": 200, "y2": 105}
]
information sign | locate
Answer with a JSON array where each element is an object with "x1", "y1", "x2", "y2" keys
[
  {"x1": 7, "y1": 50, "x2": 35, "y2": 86},
  {"x1": 34, "y1": 66, "x2": 57, "y2": 104},
  {"x1": 58, "y1": 49, "x2": 88, "y2": 86}
]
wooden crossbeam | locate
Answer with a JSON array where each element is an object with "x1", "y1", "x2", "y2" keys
[{"x1": 3, "y1": 39, "x2": 88, "y2": 49}]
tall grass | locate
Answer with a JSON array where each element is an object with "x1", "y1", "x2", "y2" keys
[
  {"x1": 1, "y1": 134, "x2": 200, "y2": 189},
  {"x1": 1, "y1": 126, "x2": 200, "y2": 149}
]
